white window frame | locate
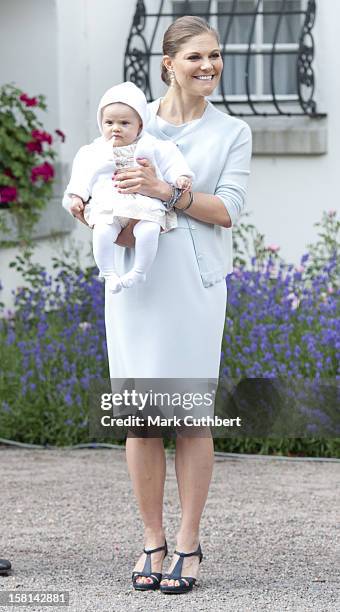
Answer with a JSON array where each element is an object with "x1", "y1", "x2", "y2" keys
[{"x1": 173, "y1": 0, "x2": 306, "y2": 103}]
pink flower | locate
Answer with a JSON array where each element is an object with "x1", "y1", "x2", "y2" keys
[
  {"x1": 295, "y1": 265, "x2": 305, "y2": 274},
  {"x1": 26, "y1": 140, "x2": 43, "y2": 153},
  {"x1": 4, "y1": 309, "x2": 15, "y2": 321},
  {"x1": 30, "y1": 162, "x2": 54, "y2": 183},
  {"x1": 55, "y1": 129, "x2": 66, "y2": 143},
  {"x1": 19, "y1": 93, "x2": 38, "y2": 107},
  {"x1": 267, "y1": 244, "x2": 280, "y2": 253},
  {"x1": 31, "y1": 129, "x2": 53, "y2": 145},
  {"x1": 328, "y1": 210, "x2": 336, "y2": 217},
  {"x1": 0, "y1": 186, "x2": 17, "y2": 203}
]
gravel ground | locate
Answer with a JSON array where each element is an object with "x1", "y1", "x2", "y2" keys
[{"x1": 0, "y1": 447, "x2": 339, "y2": 612}]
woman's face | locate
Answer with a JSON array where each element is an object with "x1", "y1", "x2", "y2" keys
[{"x1": 163, "y1": 32, "x2": 223, "y2": 96}]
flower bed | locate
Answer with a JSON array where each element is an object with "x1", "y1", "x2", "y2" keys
[
  {"x1": 0, "y1": 84, "x2": 64, "y2": 242},
  {"x1": 0, "y1": 213, "x2": 339, "y2": 455}
]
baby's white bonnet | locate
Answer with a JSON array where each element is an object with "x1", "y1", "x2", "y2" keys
[{"x1": 96, "y1": 81, "x2": 150, "y2": 134}]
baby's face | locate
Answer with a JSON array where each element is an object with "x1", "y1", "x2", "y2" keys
[{"x1": 101, "y1": 103, "x2": 142, "y2": 146}]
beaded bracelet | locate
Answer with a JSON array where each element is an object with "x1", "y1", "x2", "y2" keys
[
  {"x1": 163, "y1": 185, "x2": 183, "y2": 211},
  {"x1": 175, "y1": 190, "x2": 194, "y2": 212}
]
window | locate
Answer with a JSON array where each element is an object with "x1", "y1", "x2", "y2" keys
[
  {"x1": 173, "y1": 0, "x2": 304, "y2": 99},
  {"x1": 124, "y1": 0, "x2": 322, "y2": 116}
]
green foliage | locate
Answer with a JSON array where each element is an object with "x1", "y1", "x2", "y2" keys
[
  {"x1": 232, "y1": 212, "x2": 271, "y2": 268},
  {"x1": 0, "y1": 212, "x2": 339, "y2": 456},
  {"x1": 233, "y1": 209, "x2": 339, "y2": 286},
  {"x1": 0, "y1": 83, "x2": 62, "y2": 243},
  {"x1": 212, "y1": 436, "x2": 340, "y2": 457},
  {"x1": 305, "y1": 210, "x2": 339, "y2": 284}
]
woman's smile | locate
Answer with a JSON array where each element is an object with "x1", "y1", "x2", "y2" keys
[{"x1": 193, "y1": 75, "x2": 214, "y2": 80}]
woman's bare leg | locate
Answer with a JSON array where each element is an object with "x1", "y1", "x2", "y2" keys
[
  {"x1": 126, "y1": 436, "x2": 167, "y2": 585},
  {"x1": 161, "y1": 431, "x2": 214, "y2": 587}
]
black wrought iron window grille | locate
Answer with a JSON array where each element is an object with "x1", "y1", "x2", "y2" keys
[{"x1": 124, "y1": 0, "x2": 325, "y2": 117}]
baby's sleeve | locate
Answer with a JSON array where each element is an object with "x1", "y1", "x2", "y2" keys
[
  {"x1": 154, "y1": 140, "x2": 195, "y2": 185},
  {"x1": 62, "y1": 146, "x2": 93, "y2": 215},
  {"x1": 214, "y1": 123, "x2": 252, "y2": 226}
]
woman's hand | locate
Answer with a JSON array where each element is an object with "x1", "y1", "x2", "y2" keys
[
  {"x1": 113, "y1": 159, "x2": 172, "y2": 201},
  {"x1": 116, "y1": 220, "x2": 138, "y2": 247}
]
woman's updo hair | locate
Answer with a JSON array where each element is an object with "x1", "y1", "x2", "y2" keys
[{"x1": 161, "y1": 16, "x2": 220, "y2": 86}]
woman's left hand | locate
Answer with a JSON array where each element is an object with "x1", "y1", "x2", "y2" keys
[{"x1": 113, "y1": 159, "x2": 171, "y2": 200}]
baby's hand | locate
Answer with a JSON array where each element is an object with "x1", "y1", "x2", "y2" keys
[
  {"x1": 70, "y1": 195, "x2": 85, "y2": 216},
  {"x1": 176, "y1": 176, "x2": 192, "y2": 193}
]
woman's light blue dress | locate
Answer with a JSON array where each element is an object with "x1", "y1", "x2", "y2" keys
[
  {"x1": 105, "y1": 100, "x2": 251, "y2": 380},
  {"x1": 105, "y1": 217, "x2": 227, "y2": 378}
]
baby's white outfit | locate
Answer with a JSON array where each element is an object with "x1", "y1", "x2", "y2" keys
[
  {"x1": 67, "y1": 132, "x2": 193, "y2": 232},
  {"x1": 66, "y1": 131, "x2": 194, "y2": 290},
  {"x1": 65, "y1": 81, "x2": 194, "y2": 291}
]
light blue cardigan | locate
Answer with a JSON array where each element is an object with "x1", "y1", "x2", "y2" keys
[
  {"x1": 146, "y1": 99, "x2": 252, "y2": 286},
  {"x1": 62, "y1": 99, "x2": 252, "y2": 287}
]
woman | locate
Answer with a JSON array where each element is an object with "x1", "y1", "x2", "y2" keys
[{"x1": 66, "y1": 16, "x2": 251, "y2": 594}]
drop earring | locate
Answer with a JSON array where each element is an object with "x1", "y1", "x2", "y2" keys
[{"x1": 168, "y1": 68, "x2": 176, "y2": 85}]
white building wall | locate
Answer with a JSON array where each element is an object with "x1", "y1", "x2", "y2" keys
[
  {"x1": 0, "y1": 0, "x2": 338, "y2": 309},
  {"x1": 0, "y1": 0, "x2": 59, "y2": 132},
  {"x1": 248, "y1": 0, "x2": 339, "y2": 261},
  {"x1": 56, "y1": 0, "x2": 136, "y2": 158},
  {"x1": 0, "y1": 0, "x2": 63, "y2": 309},
  {"x1": 0, "y1": 0, "x2": 136, "y2": 309}
]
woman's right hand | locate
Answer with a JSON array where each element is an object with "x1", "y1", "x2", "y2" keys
[
  {"x1": 116, "y1": 220, "x2": 138, "y2": 247},
  {"x1": 114, "y1": 159, "x2": 172, "y2": 201}
]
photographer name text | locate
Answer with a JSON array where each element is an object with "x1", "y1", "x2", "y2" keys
[{"x1": 100, "y1": 415, "x2": 242, "y2": 428}]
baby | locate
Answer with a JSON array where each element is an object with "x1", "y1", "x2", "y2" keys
[{"x1": 65, "y1": 81, "x2": 194, "y2": 293}]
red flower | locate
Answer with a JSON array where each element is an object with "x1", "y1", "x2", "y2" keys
[
  {"x1": 19, "y1": 93, "x2": 38, "y2": 107},
  {"x1": 0, "y1": 186, "x2": 17, "y2": 203},
  {"x1": 26, "y1": 140, "x2": 43, "y2": 153},
  {"x1": 30, "y1": 162, "x2": 54, "y2": 183},
  {"x1": 4, "y1": 168, "x2": 15, "y2": 179},
  {"x1": 55, "y1": 129, "x2": 66, "y2": 143},
  {"x1": 31, "y1": 129, "x2": 53, "y2": 145}
]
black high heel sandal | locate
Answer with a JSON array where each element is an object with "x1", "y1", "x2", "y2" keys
[
  {"x1": 160, "y1": 543, "x2": 203, "y2": 594},
  {"x1": 0, "y1": 559, "x2": 11, "y2": 576},
  {"x1": 132, "y1": 540, "x2": 168, "y2": 591}
]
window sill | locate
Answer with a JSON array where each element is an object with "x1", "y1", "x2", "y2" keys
[
  {"x1": 243, "y1": 116, "x2": 328, "y2": 155},
  {"x1": 0, "y1": 163, "x2": 74, "y2": 246}
]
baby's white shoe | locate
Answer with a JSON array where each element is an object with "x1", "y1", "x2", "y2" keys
[
  {"x1": 120, "y1": 270, "x2": 146, "y2": 289},
  {"x1": 105, "y1": 274, "x2": 122, "y2": 294}
]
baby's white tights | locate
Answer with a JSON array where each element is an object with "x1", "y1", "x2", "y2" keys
[{"x1": 92, "y1": 219, "x2": 161, "y2": 293}]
